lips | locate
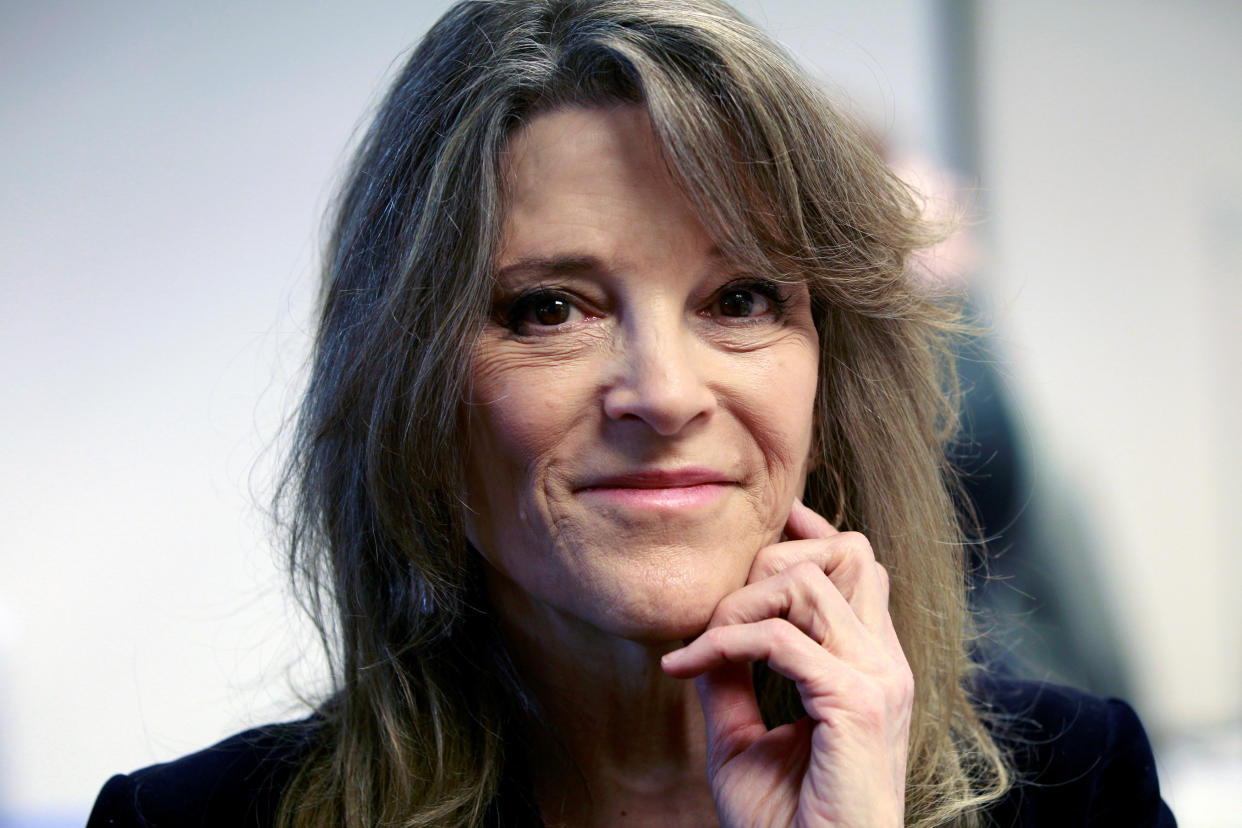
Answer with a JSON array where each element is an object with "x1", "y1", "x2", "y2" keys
[
  {"x1": 576, "y1": 467, "x2": 735, "y2": 511},
  {"x1": 577, "y1": 467, "x2": 732, "y2": 490}
]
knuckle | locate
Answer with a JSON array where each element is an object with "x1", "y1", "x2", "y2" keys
[
  {"x1": 700, "y1": 625, "x2": 731, "y2": 651},
  {"x1": 894, "y1": 676, "x2": 915, "y2": 712},
  {"x1": 750, "y1": 543, "x2": 792, "y2": 579},
  {"x1": 856, "y1": 684, "x2": 889, "y2": 723},
  {"x1": 765, "y1": 617, "x2": 801, "y2": 645},
  {"x1": 709, "y1": 590, "x2": 744, "y2": 626},
  {"x1": 886, "y1": 661, "x2": 916, "y2": 709},
  {"x1": 820, "y1": 678, "x2": 888, "y2": 730},
  {"x1": 788, "y1": 559, "x2": 826, "y2": 583},
  {"x1": 836, "y1": 531, "x2": 876, "y2": 561}
]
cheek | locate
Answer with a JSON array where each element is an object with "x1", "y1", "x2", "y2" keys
[
  {"x1": 469, "y1": 372, "x2": 574, "y2": 469},
  {"x1": 465, "y1": 347, "x2": 594, "y2": 521},
  {"x1": 746, "y1": 341, "x2": 819, "y2": 457},
  {"x1": 734, "y1": 343, "x2": 819, "y2": 524}
]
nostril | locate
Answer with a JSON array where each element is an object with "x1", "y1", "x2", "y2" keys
[{"x1": 601, "y1": 357, "x2": 715, "y2": 436}]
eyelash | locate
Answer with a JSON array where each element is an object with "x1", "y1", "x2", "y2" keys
[
  {"x1": 499, "y1": 277, "x2": 793, "y2": 334},
  {"x1": 711, "y1": 278, "x2": 792, "y2": 324},
  {"x1": 501, "y1": 286, "x2": 585, "y2": 334}
]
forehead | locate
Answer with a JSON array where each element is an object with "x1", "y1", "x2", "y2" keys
[
  {"x1": 497, "y1": 105, "x2": 714, "y2": 266},
  {"x1": 502, "y1": 104, "x2": 670, "y2": 195}
]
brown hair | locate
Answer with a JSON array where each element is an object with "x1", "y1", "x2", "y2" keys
[{"x1": 277, "y1": 1, "x2": 1010, "y2": 825}]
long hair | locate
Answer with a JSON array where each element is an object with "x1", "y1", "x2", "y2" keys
[{"x1": 276, "y1": 1, "x2": 1010, "y2": 825}]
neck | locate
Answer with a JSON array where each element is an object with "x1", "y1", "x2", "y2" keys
[{"x1": 487, "y1": 572, "x2": 718, "y2": 827}]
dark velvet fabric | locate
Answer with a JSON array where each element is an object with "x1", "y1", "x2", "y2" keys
[
  {"x1": 87, "y1": 677, "x2": 1175, "y2": 827},
  {"x1": 975, "y1": 679, "x2": 1176, "y2": 827}
]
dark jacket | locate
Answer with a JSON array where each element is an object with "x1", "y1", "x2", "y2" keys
[{"x1": 87, "y1": 677, "x2": 1176, "y2": 827}]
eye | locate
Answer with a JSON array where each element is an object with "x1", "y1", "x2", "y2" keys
[
  {"x1": 504, "y1": 289, "x2": 584, "y2": 333},
  {"x1": 528, "y1": 295, "x2": 572, "y2": 326},
  {"x1": 709, "y1": 279, "x2": 787, "y2": 321},
  {"x1": 716, "y1": 288, "x2": 768, "y2": 318}
]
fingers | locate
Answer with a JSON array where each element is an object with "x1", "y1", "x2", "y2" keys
[
  {"x1": 663, "y1": 617, "x2": 848, "y2": 694},
  {"x1": 662, "y1": 498, "x2": 900, "y2": 699},
  {"x1": 782, "y1": 497, "x2": 838, "y2": 541},
  {"x1": 708, "y1": 560, "x2": 868, "y2": 658},
  {"x1": 690, "y1": 662, "x2": 762, "y2": 730},
  {"x1": 746, "y1": 500, "x2": 892, "y2": 632},
  {"x1": 665, "y1": 501, "x2": 913, "y2": 825},
  {"x1": 663, "y1": 616, "x2": 911, "y2": 728},
  {"x1": 687, "y1": 662, "x2": 768, "y2": 769}
]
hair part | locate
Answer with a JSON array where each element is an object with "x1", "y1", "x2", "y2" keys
[{"x1": 277, "y1": 1, "x2": 1010, "y2": 825}]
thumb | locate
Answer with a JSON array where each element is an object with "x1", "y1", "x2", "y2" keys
[{"x1": 693, "y1": 663, "x2": 767, "y2": 773}]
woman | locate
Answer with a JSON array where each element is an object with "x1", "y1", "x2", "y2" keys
[{"x1": 88, "y1": 1, "x2": 1174, "y2": 826}]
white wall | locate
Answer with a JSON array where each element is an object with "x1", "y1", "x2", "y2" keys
[
  {"x1": 1, "y1": 1, "x2": 454, "y2": 818},
  {"x1": 976, "y1": 0, "x2": 1242, "y2": 734}
]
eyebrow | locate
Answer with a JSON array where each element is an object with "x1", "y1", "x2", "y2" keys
[
  {"x1": 494, "y1": 254, "x2": 605, "y2": 282},
  {"x1": 494, "y1": 246, "x2": 728, "y2": 282}
]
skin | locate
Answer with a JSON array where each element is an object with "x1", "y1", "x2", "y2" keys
[{"x1": 464, "y1": 105, "x2": 912, "y2": 827}]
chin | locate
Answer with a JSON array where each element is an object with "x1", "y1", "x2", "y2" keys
[
  {"x1": 616, "y1": 610, "x2": 715, "y2": 646},
  {"x1": 597, "y1": 569, "x2": 742, "y2": 646}
]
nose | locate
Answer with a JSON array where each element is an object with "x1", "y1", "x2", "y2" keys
[{"x1": 601, "y1": 320, "x2": 716, "y2": 436}]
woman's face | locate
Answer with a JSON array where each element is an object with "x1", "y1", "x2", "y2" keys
[{"x1": 465, "y1": 105, "x2": 819, "y2": 643}]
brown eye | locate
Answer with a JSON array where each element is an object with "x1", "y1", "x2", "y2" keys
[
  {"x1": 715, "y1": 288, "x2": 772, "y2": 318},
  {"x1": 532, "y1": 296, "x2": 571, "y2": 326},
  {"x1": 504, "y1": 289, "x2": 584, "y2": 333},
  {"x1": 718, "y1": 289, "x2": 755, "y2": 317}
]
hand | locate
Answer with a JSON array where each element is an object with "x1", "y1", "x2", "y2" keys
[{"x1": 661, "y1": 500, "x2": 913, "y2": 827}]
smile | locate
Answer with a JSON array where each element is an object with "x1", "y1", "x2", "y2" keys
[{"x1": 576, "y1": 468, "x2": 734, "y2": 510}]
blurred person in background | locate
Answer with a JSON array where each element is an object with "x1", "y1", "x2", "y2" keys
[{"x1": 891, "y1": 152, "x2": 1133, "y2": 699}]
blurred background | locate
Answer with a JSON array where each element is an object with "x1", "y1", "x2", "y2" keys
[{"x1": 2, "y1": 0, "x2": 1239, "y2": 824}]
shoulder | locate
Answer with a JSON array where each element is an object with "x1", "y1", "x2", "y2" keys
[
  {"x1": 976, "y1": 675, "x2": 1177, "y2": 827},
  {"x1": 86, "y1": 717, "x2": 319, "y2": 828}
]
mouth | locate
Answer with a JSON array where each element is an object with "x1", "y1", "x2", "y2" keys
[{"x1": 576, "y1": 467, "x2": 735, "y2": 510}]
